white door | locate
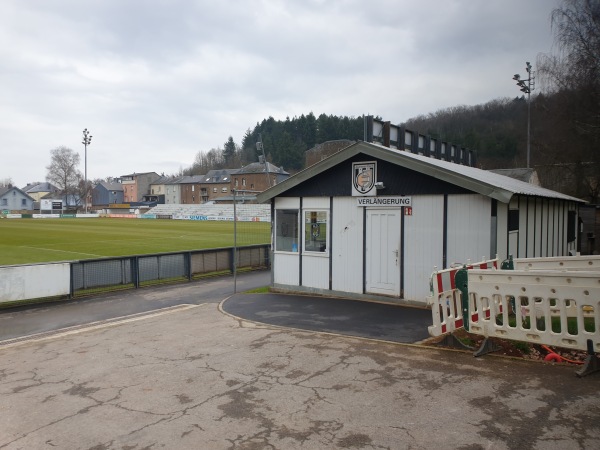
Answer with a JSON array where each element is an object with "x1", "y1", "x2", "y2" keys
[{"x1": 366, "y1": 209, "x2": 401, "y2": 296}]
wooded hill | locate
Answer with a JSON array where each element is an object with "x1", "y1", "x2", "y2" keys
[
  {"x1": 213, "y1": 89, "x2": 596, "y2": 202},
  {"x1": 184, "y1": 1, "x2": 598, "y2": 202}
]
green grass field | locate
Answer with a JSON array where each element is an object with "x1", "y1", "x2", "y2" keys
[{"x1": 0, "y1": 218, "x2": 270, "y2": 266}]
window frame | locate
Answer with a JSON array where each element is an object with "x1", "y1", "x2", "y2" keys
[
  {"x1": 274, "y1": 209, "x2": 299, "y2": 253},
  {"x1": 302, "y1": 209, "x2": 329, "y2": 255}
]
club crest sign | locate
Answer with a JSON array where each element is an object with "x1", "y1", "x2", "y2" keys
[{"x1": 352, "y1": 162, "x2": 376, "y2": 196}]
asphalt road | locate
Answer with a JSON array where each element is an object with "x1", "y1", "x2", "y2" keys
[
  {"x1": 2, "y1": 299, "x2": 599, "y2": 449},
  {"x1": 0, "y1": 270, "x2": 271, "y2": 341},
  {"x1": 222, "y1": 292, "x2": 432, "y2": 343}
]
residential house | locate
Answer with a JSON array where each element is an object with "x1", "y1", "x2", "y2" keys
[
  {"x1": 179, "y1": 175, "x2": 205, "y2": 204},
  {"x1": 198, "y1": 169, "x2": 237, "y2": 203},
  {"x1": 120, "y1": 172, "x2": 160, "y2": 202},
  {"x1": 165, "y1": 176, "x2": 186, "y2": 204},
  {"x1": 0, "y1": 186, "x2": 35, "y2": 211},
  {"x1": 92, "y1": 181, "x2": 124, "y2": 205},
  {"x1": 233, "y1": 161, "x2": 289, "y2": 193},
  {"x1": 146, "y1": 175, "x2": 186, "y2": 204},
  {"x1": 22, "y1": 182, "x2": 59, "y2": 201}
]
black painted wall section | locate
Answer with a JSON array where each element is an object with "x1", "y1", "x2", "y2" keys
[{"x1": 280, "y1": 153, "x2": 472, "y2": 197}]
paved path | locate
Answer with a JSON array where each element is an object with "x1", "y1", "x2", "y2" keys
[
  {"x1": 0, "y1": 271, "x2": 270, "y2": 341},
  {"x1": 1, "y1": 301, "x2": 599, "y2": 449},
  {"x1": 222, "y1": 293, "x2": 432, "y2": 343},
  {"x1": 1, "y1": 275, "x2": 600, "y2": 449}
]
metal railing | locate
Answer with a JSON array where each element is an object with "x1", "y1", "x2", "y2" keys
[{"x1": 1, "y1": 244, "x2": 270, "y2": 304}]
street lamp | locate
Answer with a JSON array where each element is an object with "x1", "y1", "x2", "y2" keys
[
  {"x1": 513, "y1": 61, "x2": 535, "y2": 168},
  {"x1": 82, "y1": 128, "x2": 92, "y2": 213}
]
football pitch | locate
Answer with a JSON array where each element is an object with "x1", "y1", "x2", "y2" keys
[{"x1": 0, "y1": 218, "x2": 270, "y2": 266}]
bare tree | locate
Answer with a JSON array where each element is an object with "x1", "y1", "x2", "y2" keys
[
  {"x1": 536, "y1": 0, "x2": 600, "y2": 201},
  {"x1": 46, "y1": 146, "x2": 82, "y2": 205}
]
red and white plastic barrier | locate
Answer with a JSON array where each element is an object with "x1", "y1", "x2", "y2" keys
[
  {"x1": 428, "y1": 258, "x2": 498, "y2": 337},
  {"x1": 467, "y1": 269, "x2": 600, "y2": 352}
]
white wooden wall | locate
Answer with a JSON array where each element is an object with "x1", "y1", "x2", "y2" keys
[
  {"x1": 403, "y1": 195, "x2": 444, "y2": 301},
  {"x1": 446, "y1": 194, "x2": 492, "y2": 266},
  {"x1": 331, "y1": 197, "x2": 364, "y2": 294}
]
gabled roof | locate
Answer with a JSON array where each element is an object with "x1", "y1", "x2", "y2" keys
[
  {"x1": 178, "y1": 175, "x2": 205, "y2": 184},
  {"x1": 202, "y1": 169, "x2": 237, "y2": 183},
  {"x1": 236, "y1": 161, "x2": 288, "y2": 175},
  {"x1": 256, "y1": 141, "x2": 584, "y2": 204},
  {"x1": 96, "y1": 181, "x2": 123, "y2": 191},
  {"x1": 149, "y1": 175, "x2": 172, "y2": 185},
  {"x1": 23, "y1": 182, "x2": 58, "y2": 193},
  {"x1": 0, "y1": 186, "x2": 35, "y2": 201},
  {"x1": 163, "y1": 176, "x2": 187, "y2": 185}
]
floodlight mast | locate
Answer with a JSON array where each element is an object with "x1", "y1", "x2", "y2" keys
[
  {"x1": 82, "y1": 128, "x2": 92, "y2": 213},
  {"x1": 256, "y1": 133, "x2": 271, "y2": 188},
  {"x1": 513, "y1": 62, "x2": 535, "y2": 168}
]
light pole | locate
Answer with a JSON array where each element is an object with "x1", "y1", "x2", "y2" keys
[
  {"x1": 513, "y1": 62, "x2": 535, "y2": 168},
  {"x1": 82, "y1": 128, "x2": 92, "y2": 213}
]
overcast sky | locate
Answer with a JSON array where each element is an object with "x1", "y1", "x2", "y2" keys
[{"x1": 1, "y1": 0, "x2": 561, "y2": 188}]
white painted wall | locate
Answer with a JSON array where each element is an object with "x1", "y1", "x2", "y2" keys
[
  {"x1": 301, "y1": 255, "x2": 329, "y2": 289},
  {"x1": 446, "y1": 194, "x2": 492, "y2": 266},
  {"x1": 403, "y1": 195, "x2": 444, "y2": 302},
  {"x1": 331, "y1": 197, "x2": 364, "y2": 294},
  {"x1": 273, "y1": 253, "x2": 300, "y2": 285},
  {"x1": 0, "y1": 263, "x2": 70, "y2": 302}
]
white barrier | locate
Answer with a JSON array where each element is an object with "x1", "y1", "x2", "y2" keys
[
  {"x1": 0, "y1": 263, "x2": 71, "y2": 303},
  {"x1": 467, "y1": 269, "x2": 600, "y2": 352},
  {"x1": 427, "y1": 258, "x2": 498, "y2": 337},
  {"x1": 514, "y1": 255, "x2": 600, "y2": 271}
]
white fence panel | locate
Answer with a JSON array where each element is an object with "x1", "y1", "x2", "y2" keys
[
  {"x1": 514, "y1": 255, "x2": 600, "y2": 271},
  {"x1": 0, "y1": 263, "x2": 71, "y2": 302},
  {"x1": 468, "y1": 269, "x2": 600, "y2": 352}
]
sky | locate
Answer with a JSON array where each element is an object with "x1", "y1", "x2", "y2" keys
[{"x1": 0, "y1": 0, "x2": 562, "y2": 188}]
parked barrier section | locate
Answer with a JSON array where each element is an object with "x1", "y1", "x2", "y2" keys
[
  {"x1": 427, "y1": 258, "x2": 498, "y2": 337},
  {"x1": 467, "y1": 269, "x2": 599, "y2": 354},
  {"x1": 514, "y1": 255, "x2": 600, "y2": 271}
]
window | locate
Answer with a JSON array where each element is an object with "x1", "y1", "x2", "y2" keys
[
  {"x1": 1, "y1": 199, "x2": 7, "y2": 206},
  {"x1": 275, "y1": 209, "x2": 299, "y2": 252},
  {"x1": 508, "y1": 209, "x2": 519, "y2": 232},
  {"x1": 213, "y1": 187, "x2": 217, "y2": 193},
  {"x1": 21, "y1": 199, "x2": 26, "y2": 206},
  {"x1": 567, "y1": 210, "x2": 577, "y2": 243},
  {"x1": 304, "y1": 210, "x2": 328, "y2": 253},
  {"x1": 242, "y1": 178, "x2": 246, "y2": 187},
  {"x1": 221, "y1": 187, "x2": 227, "y2": 193},
  {"x1": 235, "y1": 179, "x2": 239, "y2": 187}
]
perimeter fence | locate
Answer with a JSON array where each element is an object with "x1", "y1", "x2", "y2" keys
[{"x1": 0, "y1": 244, "x2": 270, "y2": 306}]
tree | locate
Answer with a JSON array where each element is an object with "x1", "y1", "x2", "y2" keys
[
  {"x1": 223, "y1": 136, "x2": 237, "y2": 166},
  {"x1": 46, "y1": 146, "x2": 82, "y2": 200},
  {"x1": 536, "y1": 0, "x2": 600, "y2": 201}
]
